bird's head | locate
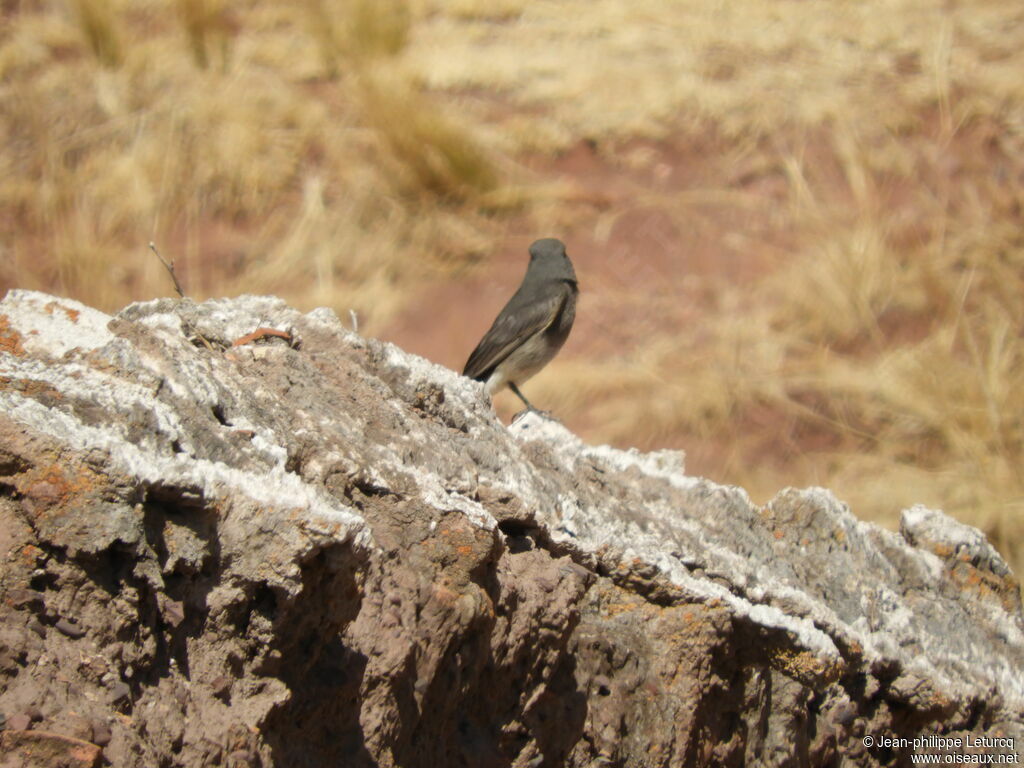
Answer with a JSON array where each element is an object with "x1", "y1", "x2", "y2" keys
[
  {"x1": 529, "y1": 237, "x2": 567, "y2": 262},
  {"x1": 528, "y1": 237, "x2": 576, "y2": 283},
  {"x1": 530, "y1": 237, "x2": 576, "y2": 279}
]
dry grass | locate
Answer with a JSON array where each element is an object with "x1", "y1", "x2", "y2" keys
[
  {"x1": 72, "y1": 0, "x2": 124, "y2": 68},
  {"x1": 0, "y1": 0, "x2": 501, "y2": 324},
  {"x1": 175, "y1": 0, "x2": 233, "y2": 70},
  {"x1": 1, "y1": 0, "x2": 1022, "y2": 571}
]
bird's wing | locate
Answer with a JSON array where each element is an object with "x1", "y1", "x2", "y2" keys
[{"x1": 462, "y1": 283, "x2": 571, "y2": 381}]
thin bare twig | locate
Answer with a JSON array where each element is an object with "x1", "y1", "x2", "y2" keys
[
  {"x1": 149, "y1": 241, "x2": 185, "y2": 298},
  {"x1": 148, "y1": 241, "x2": 216, "y2": 353},
  {"x1": 190, "y1": 327, "x2": 217, "y2": 354},
  {"x1": 231, "y1": 327, "x2": 293, "y2": 347}
]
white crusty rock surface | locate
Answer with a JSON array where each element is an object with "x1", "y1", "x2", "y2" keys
[{"x1": 0, "y1": 289, "x2": 1021, "y2": 767}]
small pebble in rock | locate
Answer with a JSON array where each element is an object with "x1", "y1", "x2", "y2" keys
[
  {"x1": 161, "y1": 599, "x2": 185, "y2": 627},
  {"x1": 831, "y1": 702, "x2": 857, "y2": 727},
  {"x1": 7, "y1": 588, "x2": 44, "y2": 609},
  {"x1": 54, "y1": 618, "x2": 86, "y2": 638},
  {"x1": 7, "y1": 713, "x2": 31, "y2": 731},
  {"x1": 108, "y1": 681, "x2": 131, "y2": 705},
  {"x1": 211, "y1": 675, "x2": 232, "y2": 701},
  {"x1": 90, "y1": 718, "x2": 112, "y2": 746},
  {"x1": 27, "y1": 618, "x2": 45, "y2": 638}
]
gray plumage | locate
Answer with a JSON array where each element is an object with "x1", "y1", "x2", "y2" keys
[{"x1": 463, "y1": 238, "x2": 578, "y2": 412}]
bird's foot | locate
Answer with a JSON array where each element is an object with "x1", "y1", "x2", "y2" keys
[{"x1": 511, "y1": 407, "x2": 558, "y2": 424}]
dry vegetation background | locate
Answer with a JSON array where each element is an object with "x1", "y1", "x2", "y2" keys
[{"x1": 1, "y1": 0, "x2": 1022, "y2": 572}]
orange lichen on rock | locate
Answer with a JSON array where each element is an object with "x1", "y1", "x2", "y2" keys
[
  {"x1": 0, "y1": 376, "x2": 64, "y2": 400},
  {"x1": 0, "y1": 729, "x2": 102, "y2": 768},
  {"x1": 44, "y1": 301, "x2": 82, "y2": 324},
  {"x1": 16, "y1": 462, "x2": 106, "y2": 528},
  {"x1": 769, "y1": 645, "x2": 846, "y2": 687},
  {"x1": 948, "y1": 561, "x2": 1022, "y2": 614},
  {"x1": 0, "y1": 314, "x2": 26, "y2": 356}
]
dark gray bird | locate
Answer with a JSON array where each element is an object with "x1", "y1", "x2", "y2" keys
[{"x1": 463, "y1": 238, "x2": 578, "y2": 414}]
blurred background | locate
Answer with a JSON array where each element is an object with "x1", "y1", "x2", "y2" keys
[{"x1": 1, "y1": 0, "x2": 1021, "y2": 572}]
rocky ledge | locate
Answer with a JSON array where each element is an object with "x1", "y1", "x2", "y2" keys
[{"x1": 0, "y1": 290, "x2": 1021, "y2": 767}]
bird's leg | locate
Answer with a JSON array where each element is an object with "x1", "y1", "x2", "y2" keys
[{"x1": 509, "y1": 382, "x2": 555, "y2": 421}]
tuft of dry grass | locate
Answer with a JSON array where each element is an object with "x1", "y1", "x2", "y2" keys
[
  {"x1": 72, "y1": 0, "x2": 124, "y2": 68},
  {"x1": 176, "y1": 0, "x2": 233, "y2": 70},
  {"x1": 358, "y1": 71, "x2": 499, "y2": 201}
]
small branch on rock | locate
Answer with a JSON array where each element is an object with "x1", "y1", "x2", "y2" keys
[
  {"x1": 231, "y1": 328, "x2": 294, "y2": 347},
  {"x1": 195, "y1": 334, "x2": 217, "y2": 353},
  {"x1": 148, "y1": 242, "x2": 217, "y2": 353},
  {"x1": 148, "y1": 242, "x2": 186, "y2": 299}
]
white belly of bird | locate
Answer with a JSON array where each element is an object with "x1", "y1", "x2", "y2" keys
[{"x1": 484, "y1": 329, "x2": 560, "y2": 395}]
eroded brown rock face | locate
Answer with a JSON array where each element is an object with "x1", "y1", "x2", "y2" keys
[{"x1": 0, "y1": 290, "x2": 1021, "y2": 767}]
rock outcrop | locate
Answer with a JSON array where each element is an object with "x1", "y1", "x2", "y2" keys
[{"x1": 0, "y1": 289, "x2": 1021, "y2": 767}]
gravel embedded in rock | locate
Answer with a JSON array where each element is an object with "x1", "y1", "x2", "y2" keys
[
  {"x1": 90, "y1": 718, "x2": 112, "y2": 747},
  {"x1": 107, "y1": 682, "x2": 131, "y2": 706},
  {"x1": 6, "y1": 588, "x2": 44, "y2": 610},
  {"x1": 54, "y1": 619, "x2": 86, "y2": 639}
]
